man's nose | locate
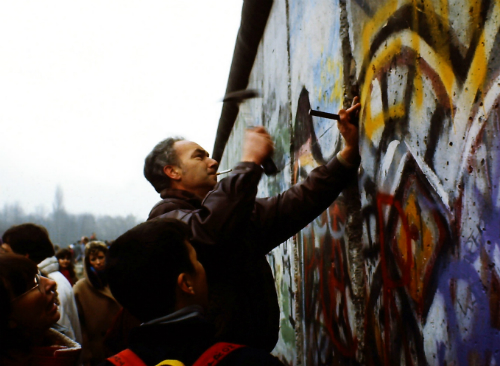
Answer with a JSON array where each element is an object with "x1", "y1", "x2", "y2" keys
[
  {"x1": 42, "y1": 276, "x2": 57, "y2": 292},
  {"x1": 208, "y1": 158, "x2": 219, "y2": 170}
]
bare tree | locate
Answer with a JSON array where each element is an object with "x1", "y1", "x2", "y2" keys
[{"x1": 53, "y1": 185, "x2": 65, "y2": 213}]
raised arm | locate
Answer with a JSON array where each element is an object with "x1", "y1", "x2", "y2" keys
[
  {"x1": 251, "y1": 98, "x2": 361, "y2": 253},
  {"x1": 154, "y1": 127, "x2": 274, "y2": 247}
]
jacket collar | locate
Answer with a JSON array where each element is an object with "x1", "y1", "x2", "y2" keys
[
  {"x1": 83, "y1": 266, "x2": 116, "y2": 301},
  {"x1": 159, "y1": 188, "x2": 202, "y2": 207},
  {"x1": 128, "y1": 306, "x2": 215, "y2": 366},
  {"x1": 142, "y1": 305, "x2": 205, "y2": 326}
]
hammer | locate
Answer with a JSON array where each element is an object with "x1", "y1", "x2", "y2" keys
[{"x1": 222, "y1": 89, "x2": 278, "y2": 176}]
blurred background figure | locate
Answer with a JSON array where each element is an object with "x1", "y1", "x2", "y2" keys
[
  {"x1": 74, "y1": 241, "x2": 121, "y2": 366},
  {"x1": 74, "y1": 236, "x2": 89, "y2": 263},
  {"x1": 73, "y1": 236, "x2": 89, "y2": 279},
  {"x1": 0, "y1": 253, "x2": 81, "y2": 366},
  {"x1": 2, "y1": 223, "x2": 83, "y2": 345},
  {"x1": 56, "y1": 248, "x2": 78, "y2": 286}
]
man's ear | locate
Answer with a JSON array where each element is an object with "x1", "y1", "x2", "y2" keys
[
  {"x1": 1, "y1": 243, "x2": 13, "y2": 254},
  {"x1": 163, "y1": 165, "x2": 181, "y2": 181},
  {"x1": 177, "y1": 273, "x2": 194, "y2": 296}
]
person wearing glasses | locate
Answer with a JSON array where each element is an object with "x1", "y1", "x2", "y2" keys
[
  {"x1": 2, "y1": 223, "x2": 83, "y2": 346},
  {"x1": 0, "y1": 253, "x2": 81, "y2": 366}
]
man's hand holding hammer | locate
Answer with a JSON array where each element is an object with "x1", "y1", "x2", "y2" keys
[{"x1": 242, "y1": 126, "x2": 275, "y2": 166}]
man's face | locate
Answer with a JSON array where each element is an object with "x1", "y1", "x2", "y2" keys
[
  {"x1": 10, "y1": 274, "x2": 60, "y2": 333},
  {"x1": 173, "y1": 140, "x2": 219, "y2": 196}
]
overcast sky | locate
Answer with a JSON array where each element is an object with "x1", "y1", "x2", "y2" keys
[{"x1": 0, "y1": 1, "x2": 243, "y2": 219}]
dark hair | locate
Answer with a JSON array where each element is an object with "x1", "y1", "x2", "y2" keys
[
  {"x1": 55, "y1": 248, "x2": 73, "y2": 261},
  {"x1": 56, "y1": 248, "x2": 77, "y2": 285},
  {"x1": 84, "y1": 241, "x2": 108, "y2": 290},
  {"x1": 2, "y1": 223, "x2": 55, "y2": 264},
  {"x1": 106, "y1": 218, "x2": 194, "y2": 322},
  {"x1": 0, "y1": 254, "x2": 39, "y2": 357},
  {"x1": 144, "y1": 137, "x2": 184, "y2": 193}
]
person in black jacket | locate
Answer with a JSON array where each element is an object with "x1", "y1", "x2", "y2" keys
[
  {"x1": 102, "y1": 218, "x2": 284, "y2": 366},
  {"x1": 143, "y1": 99, "x2": 361, "y2": 351}
]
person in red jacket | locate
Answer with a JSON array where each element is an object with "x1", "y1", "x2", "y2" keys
[
  {"x1": 56, "y1": 248, "x2": 78, "y2": 286},
  {"x1": 102, "y1": 218, "x2": 284, "y2": 366}
]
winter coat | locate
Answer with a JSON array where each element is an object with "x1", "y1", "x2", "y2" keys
[
  {"x1": 99, "y1": 306, "x2": 284, "y2": 366},
  {"x1": 74, "y1": 271, "x2": 121, "y2": 365},
  {"x1": 60, "y1": 268, "x2": 77, "y2": 286},
  {"x1": 38, "y1": 256, "x2": 83, "y2": 345}
]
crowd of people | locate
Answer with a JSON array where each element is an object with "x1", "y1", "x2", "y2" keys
[
  {"x1": 0, "y1": 226, "x2": 126, "y2": 365},
  {"x1": 0, "y1": 99, "x2": 361, "y2": 365}
]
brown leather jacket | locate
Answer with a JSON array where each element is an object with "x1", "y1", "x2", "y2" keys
[{"x1": 148, "y1": 158, "x2": 357, "y2": 351}]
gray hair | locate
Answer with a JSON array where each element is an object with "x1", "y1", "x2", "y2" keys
[{"x1": 144, "y1": 137, "x2": 184, "y2": 193}]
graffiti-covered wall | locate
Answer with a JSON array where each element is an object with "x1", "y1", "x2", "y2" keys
[{"x1": 218, "y1": 0, "x2": 500, "y2": 364}]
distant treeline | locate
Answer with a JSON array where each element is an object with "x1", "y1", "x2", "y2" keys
[{"x1": 0, "y1": 201, "x2": 140, "y2": 246}]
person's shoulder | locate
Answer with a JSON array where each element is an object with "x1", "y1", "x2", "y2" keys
[
  {"x1": 49, "y1": 271, "x2": 72, "y2": 289},
  {"x1": 220, "y1": 346, "x2": 285, "y2": 366},
  {"x1": 73, "y1": 278, "x2": 89, "y2": 292},
  {"x1": 157, "y1": 197, "x2": 192, "y2": 210},
  {"x1": 149, "y1": 197, "x2": 198, "y2": 220}
]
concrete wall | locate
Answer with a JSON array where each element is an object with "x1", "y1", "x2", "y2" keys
[{"x1": 218, "y1": 0, "x2": 500, "y2": 364}]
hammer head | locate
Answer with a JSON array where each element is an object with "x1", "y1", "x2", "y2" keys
[{"x1": 222, "y1": 89, "x2": 261, "y2": 103}]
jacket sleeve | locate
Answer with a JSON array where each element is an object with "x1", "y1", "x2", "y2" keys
[
  {"x1": 157, "y1": 162, "x2": 263, "y2": 246},
  {"x1": 251, "y1": 156, "x2": 358, "y2": 254}
]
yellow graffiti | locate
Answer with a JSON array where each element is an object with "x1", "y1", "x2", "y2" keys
[
  {"x1": 361, "y1": 30, "x2": 460, "y2": 141},
  {"x1": 360, "y1": 37, "x2": 403, "y2": 109},
  {"x1": 361, "y1": 0, "x2": 403, "y2": 58},
  {"x1": 411, "y1": 0, "x2": 424, "y2": 109},
  {"x1": 363, "y1": 104, "x2": 382, "y2": 140},
  {"x1": 359, "y1": 0, "x2": 500, "y2": 145},
  {"x1": 317, "y1": 57, "x2": 344, "y2": 105},
  {"x1": 451, "y1": 0, "x2": 499, "y2": 134},
  {"x1": 365, "y1": 103, "x2": 406, "y2": 140},
  {"x1": 328, "y1": 58, "x2": 344, "y2": 103},
  {"x1": 361, "y1": 38, "x2": 402, "y2": 140},
  {"x1": 359, "y1": 0, "x2": 455, "y2": 130},
  {"x1": 459, "y1": 28, "x2": 488, "y2": 114},
  {"x1": 421, "y1": 0, "x2": 456, "y2": 111}
]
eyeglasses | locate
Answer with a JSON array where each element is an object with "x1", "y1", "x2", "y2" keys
[{"x1": 11, "y1": 274, "x2": 45, "y2": 302}]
